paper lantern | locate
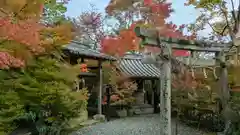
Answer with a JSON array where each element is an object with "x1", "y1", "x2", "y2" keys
[{"x1": 80, "y1": 63, "x2": 88, "y2": 72}]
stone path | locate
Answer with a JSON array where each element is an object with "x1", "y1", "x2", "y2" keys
[{"x1": 73, "y1": 114, "x2": 211, "y2": 135}]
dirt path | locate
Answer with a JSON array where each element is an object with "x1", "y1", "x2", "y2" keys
[{"x1": 73, "y1": 114, "x2": 211, "y2": 135}]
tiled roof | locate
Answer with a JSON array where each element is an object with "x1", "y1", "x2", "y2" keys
[
  {"x1": 117, "y1": 54, "x2": 187, "y2": 78},
  {"x1": 63, "y1": 41, "x2": 116, "y2": 60},
  {"x1": 118, "y1": 54, "x2": 161, "y2": 78}
]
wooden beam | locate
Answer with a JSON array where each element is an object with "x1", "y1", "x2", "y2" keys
[
  {"x1": 176, "y1": 57, "x2": 216, "y2": 66},
  {"x1": 135, "y1": 26, "x2": 158, "y2": 38},
  {"x1": 135, "y1": 26, "x2": 229, "y2": 52},
  {"x1": 87, "y1": 66, "x2": 99, "y2": 70},
  {"x1": 143, "y1": 37, "x2": 224, "y2": 52}
]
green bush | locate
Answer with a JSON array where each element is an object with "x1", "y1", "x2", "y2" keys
[{"x1": 0, "y1": 57, "x2": 87, "y2": 135}]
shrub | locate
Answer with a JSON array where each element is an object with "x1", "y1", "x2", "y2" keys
[
  {"x1": 0, "y1": 57, "x2": 88, "y2": 135},
  {"x1": 105, "y1": 66, "x2": 137, "y2": 108}
]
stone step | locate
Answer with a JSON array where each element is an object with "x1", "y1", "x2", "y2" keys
[
  {"x1": 133, "y1": 105, "x2": 154, "y2": 115},
  {"x1": 132, "y1": 104, "x2": 153, "y2": 109}
]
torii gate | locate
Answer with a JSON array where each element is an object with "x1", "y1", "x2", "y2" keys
[{"x1": 134, "y1": 26, "x2": 229, "y2": 135}]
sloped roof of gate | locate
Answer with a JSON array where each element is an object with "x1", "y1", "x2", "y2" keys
[
  {"x1": 118, "y1": 53, "x2": 188, "y2": 79},
  {"x1": 62, "y1": 41, "x2": 116, "y2": 61},
  {"x1": 118, "y1": 54, "x2": 161, "y2": 79}
]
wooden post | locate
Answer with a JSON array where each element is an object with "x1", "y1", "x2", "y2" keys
[
  {"x1": 216, "y1": 51, "x2": 229, "y2": 108},
  {"x1": 151, "y1": 80, "x2": 154, "y2": 105},
  {"x1": 216, "y1": 51, "x2": 231, "y2": 133},
  {"x1": 160, "y1": 43, "x2": 172, "y2": 135},
  {"x1": 98, "y1": 60, "x2": 103, "y2": 115},
  {"x1": 164, "y1": 48, "x2": 172, "y2": 135},
  {"x1": 234, "y1": 28, "x2": 240, "y2": 65},
  {"x1": 159, "y1": 62, "x2": 164, "y2": 134}
]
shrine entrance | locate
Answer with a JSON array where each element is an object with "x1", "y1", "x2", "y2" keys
[
  {"x1": 134, "y1": 26, "x2": 230, "y2": 135},
  {"x1": 118, "y1": 54, "x2": 161, "y2": 114},
  {"x1": 63, "y1": 40, "x2": 116, "y2": 118}
]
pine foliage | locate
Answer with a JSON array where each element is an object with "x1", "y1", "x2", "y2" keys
[{"x1": 0, "y1": 56, "x2": 87, "y2": 134}]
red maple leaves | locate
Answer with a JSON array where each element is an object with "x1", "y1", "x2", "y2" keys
[
  {"x1": 101, "y1": 28, "x2": 140, "y2": 57},
  {"x1": 0, "y1": 17, "x2": 45, "y2": 69},
  {"x1": 150, "y1": 3, "x2": 173, "y2": 18},
  {"x1": 0, "y1": 18, "x2": 43, "y2": 49},
  {"x1": 0, "y1": 52, "x2": 24, "y2": 69},
  {"x1": 144, "y1": 0, "x2": 152, "y2": 6},
  {"x1": 101, "y1": 0, "x2": 196, "y2": 57},
  {"x1": 101, "y1": 22, "x2": 194, "y2": 57},
  {"x1": 0, "y1": 1, "x2": 47, "y2": 69}
]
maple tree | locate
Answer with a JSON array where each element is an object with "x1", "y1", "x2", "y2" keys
[
  {"x1": 100, "y1": 27, "x2": 141, "y2": 56},
  {"x1": 101, "y1": 0, "x2": 196, "y2": 57},
  {"x1": 0, "y1": 0, "x2": 72, "y2": 69},
  {"x1": 70, "y1": 5, "x2": 113, "y2": 49},
  {"x1": 0, "y1": 1, "x2": 89, "y2": 134},
  {"x1": 101, "y1": 0, "x2": 200, "y2": 103}
]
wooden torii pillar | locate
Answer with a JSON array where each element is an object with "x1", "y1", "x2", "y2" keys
[{"x1": 134, "y1": 26, "x2": 227, "y2": 135}]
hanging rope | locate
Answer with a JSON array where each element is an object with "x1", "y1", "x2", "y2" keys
[
  {"x1": 206, "y1": 66, "x2": 219, "y2": 80},
  {"x1": 191, "y1": 68, "x2": 195, "y2": 79},
  {"x1": 213, "y1": 67, "x2": 218, "y2": 80},
  {"x1": 203, "y1": 67, "x2": 207, "y2": 79}
]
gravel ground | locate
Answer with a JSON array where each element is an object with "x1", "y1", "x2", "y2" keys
[{"x1": 73, "y1": 114, "x2": 211, "y2": 135}]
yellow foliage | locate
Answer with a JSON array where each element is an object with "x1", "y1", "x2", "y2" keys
[
  {"x1": 5, "y1": 0, "x2": 27, "y2": 13},
  {"x1": 40, "y1": 23, "x2": 74, "y2": 50},
  {"x1": 0, "y1": 0, "x2": 44, "y2": 19},
  {"x1": 228, "y1": 66, "x2": 240, "y2": 85},
  {"x1": 71, "y1": 88, "x2": 89, "y2": 101}
]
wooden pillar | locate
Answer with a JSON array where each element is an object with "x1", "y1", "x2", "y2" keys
[
  {"x1": 69, "y1": 56, "x2": 78, "y2": 65},
  {"x1": 81, "y1": 57, "x2": 84, "y2": 63},
  {"x1": 151, "y1": 80, "x2": 154, "y2": 105},
  {"x1": 98, "y1": 60, "x2": 103, "y2": 115},
  {"x1": 216, "y1": 51, "x2": 230, "y2": 133},
  {"x1": 159, "y1": 61, "x2": 164, "y2": 134},
  {"x1": 160, "y1": 45, "x2": 172, "y2": 135},
  {"x1": 216, "y1": 51, "x2": 229, "y2": 107}
]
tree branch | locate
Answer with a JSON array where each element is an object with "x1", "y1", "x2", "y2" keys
[
  {"x1": 206, "y1": 20, "x2": 220, "y2": 34},
  {"x1": 230, "y1": 0, "x2": 237, "y2": 25},
  {"x1": 220, "y1": 24, "x2": 228, "y2": 36},
  {"x1": 218, "y1": 4, "x2": 234, "y2": 44},
  {"x1": 236, "y1": 2, "x2": 240, "y2": 32}
]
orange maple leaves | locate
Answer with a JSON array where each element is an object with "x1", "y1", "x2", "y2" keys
[
  {"x1": 101, "y1": 28, "x2": 140, "y2": 57},
  {"x1": 0, "y1": 18, "x2": 44, "y2": 52},
  {"x1": 0, "y1": 1, "x2": 73, "y2": 69},
  {"x1": 0, "y1": 17, "x2": 46, "y2": 69},
  {"x1": 0, "y1": 0, "x2": 46, "y2": 69},
  {"x1": 101, "y1": 0, "x2": 197, "y2": 57}
]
